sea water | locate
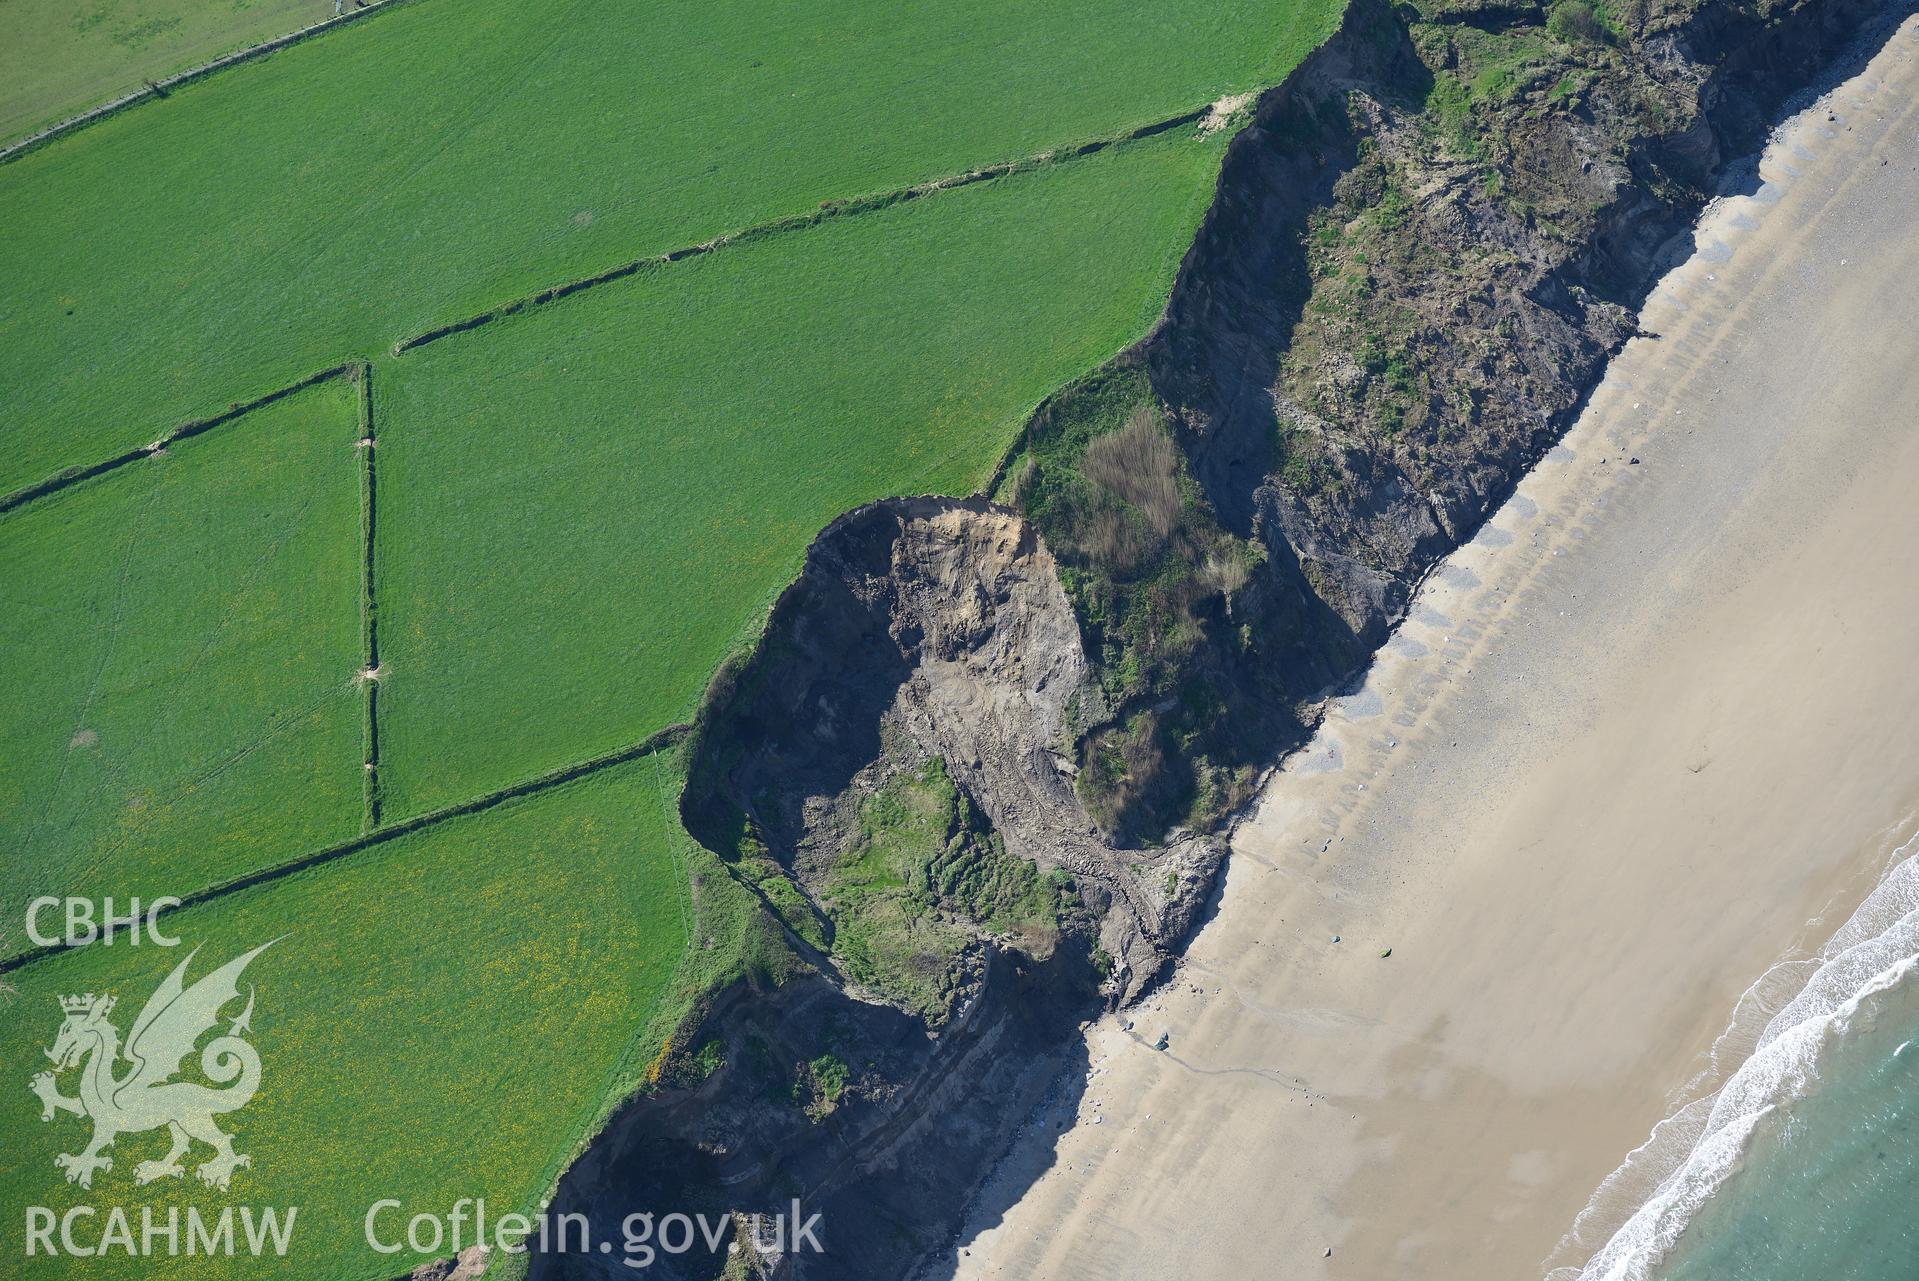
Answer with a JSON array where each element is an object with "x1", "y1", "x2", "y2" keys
[
  {"x1": 1659, "y1": 974, "x2": 1919, "y2": 1281},
  {"x1": 1566, "y1": 832, "x2": 1919, "y2": 1281}
]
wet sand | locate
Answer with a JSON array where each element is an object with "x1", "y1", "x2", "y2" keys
[{"x1": 948, "y1": 19, "x2": 1919, "y2": 1280}]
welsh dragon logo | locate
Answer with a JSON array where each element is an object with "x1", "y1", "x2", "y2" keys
[{"x1": 29, "y1": 941, "x2": 274, "y2": 1191}]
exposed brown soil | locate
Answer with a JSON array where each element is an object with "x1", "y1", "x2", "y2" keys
[{"x1": 683, "y1": 497, "x2": 1223, "y2": 1006}]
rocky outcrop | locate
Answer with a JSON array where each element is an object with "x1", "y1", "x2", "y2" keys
[
  {"x1": 1013, "y1": 0, "x2": 1904, "y2": 839},
  {"x1": 409, "y1": 1246, "x2": 490, "y2": 1281},
  {"x1": 531, "y1": 946, "x2": 1095, "y2": 1280},
  {"x1": 530, "y1": 499, "x2": 1218, "y2": 1279},
  {"x1": 683, "y1": 496, "x2": 1221, "y2": 1005}
]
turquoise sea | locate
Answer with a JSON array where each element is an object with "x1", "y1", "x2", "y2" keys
[
  {"x1": 1661, "y1": 978, "x2": 1919, "y2": 1281},
  {"x1": 1565, "y1": 832, "x2": 1919, "y2": 1281}
]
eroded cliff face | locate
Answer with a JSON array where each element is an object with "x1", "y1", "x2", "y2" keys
[
  {"x1": 531, "y1": 498, "x2": 1218, "y2": 1281},
  {"x1": 526, "y1": 0, "x2": 1903, "y2": 1276},
  {"x1": 531, "y1": 950, "x2": 1097, "y2": 1281},
  {"x1": 1017, "y1": 0, "x2": 1902, "y2": 841},
  {"x1": 1165, "y1": 0, "x2": 1884, "y2": 629},
  {"x1": 681, "y1": 497, "x2": 1222, "y2": 1008}
]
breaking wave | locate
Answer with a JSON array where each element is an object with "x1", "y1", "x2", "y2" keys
[{"x1": 1549, "y1": 827, "x2": 1919, "y2": 1281}]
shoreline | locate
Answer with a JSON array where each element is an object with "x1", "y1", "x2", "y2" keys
[
  {"x1": 948, "y1": 16, "x2": 1919, "y2": 1278},
  {"x1": 1560, "y1": 826, "x2": 1919, "y2": 1279}
]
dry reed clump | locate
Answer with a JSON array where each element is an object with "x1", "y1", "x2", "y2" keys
[
  {"x1": 1200, "y1": 548, "x2": 1249, "y2": 599},
  {"x1": 1082, "y1": 506, "x2": 1156, "y2": 571},
  {"x1": 1075, "y1": 405, "x2": 1187, "y2": 572},
  {"x1": 1080, "y1": 405, "x2": 1181, "y2": 536}
]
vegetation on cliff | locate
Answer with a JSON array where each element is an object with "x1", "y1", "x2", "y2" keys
[{"x1": 1002, "y1": 0, "x2": 1884, "y2": 845}]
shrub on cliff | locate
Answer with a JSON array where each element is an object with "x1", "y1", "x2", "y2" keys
[{"x1": 1548, "y1": 0, "x2": 1614, "y2": 44}]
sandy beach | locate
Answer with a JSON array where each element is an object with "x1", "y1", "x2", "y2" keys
[{"x1": 948, "y1": 18, "x2": 1919, "y2": 1280}]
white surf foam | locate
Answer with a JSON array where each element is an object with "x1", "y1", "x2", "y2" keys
[{"x1": 1549, "y1": 829, "x2": 1919, "y2": 1281}]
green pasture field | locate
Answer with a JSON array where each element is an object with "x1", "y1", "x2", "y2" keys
[
  {"x1": 0, "y1": 750, "x2": 748, "y2": 1281},
  {"x1": 0, "y1": 378, "x2": 365, "y2": 942},
  {"x1": 0, "y1": 0, "x2": 1347, "y2": 1271},
  {"x1": 376, "y1": 127, "x2": 1230, "y2": 813},
  {"x1": 0, "y1": 0, "x2": 1340, "y2": 498},
  {"x1": 0, "y1": 0, "x2": 334, "y2": 145}
]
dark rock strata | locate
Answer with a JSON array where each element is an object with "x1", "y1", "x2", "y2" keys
[
  {"x1": 680, "y1": 497, "x2": 1222, "y2": 1004},
  {"x1": 1014, "y1": 0, "x2": 1903, "y2": 840},
  {"x1": 533, "y1": 497, "x2": 1211, "y2": 1280}
]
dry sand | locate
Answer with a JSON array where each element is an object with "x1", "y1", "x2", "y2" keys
[{"x1": 948, "y1": 19, "x2": 1919, "y2": 1280}]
